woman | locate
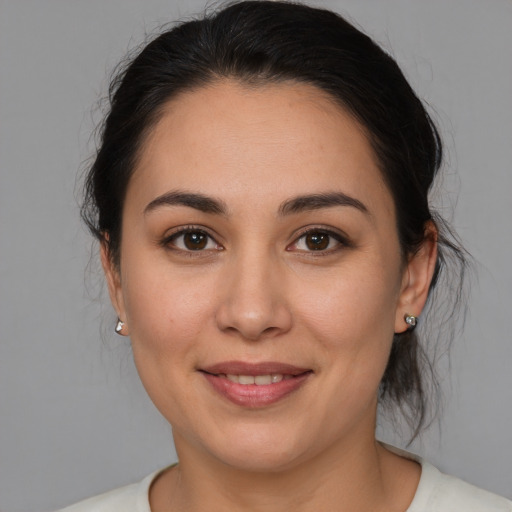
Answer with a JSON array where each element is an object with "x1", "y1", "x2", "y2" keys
[{"x1": 60, "y1": 1, "x2": 511, "y2": 510}]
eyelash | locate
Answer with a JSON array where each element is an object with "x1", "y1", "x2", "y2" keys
[
  {"x1": 161, "y1": 226, "x2": 350, "y2": 255},
  {"x1": 288, "y1": 227, "x2": 350, "y2": 254},
  {"x1": 161, "y1": 226, "x2": 223, "y2": 254}
]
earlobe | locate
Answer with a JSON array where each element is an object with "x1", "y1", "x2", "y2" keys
[
  {"x1": 395, "y1": 222, "x2": 438, "y2": 333},
  {"x1": 100, "y1": 239, "x2": 129, "y2": 335}
]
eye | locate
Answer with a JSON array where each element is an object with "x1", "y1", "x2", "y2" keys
[
  {"x1": 165, "y1": 228, "x2": 221, "y2": 252},
  {"x1": 289, "y1": 229, "x2": 345, "y2": 252}
]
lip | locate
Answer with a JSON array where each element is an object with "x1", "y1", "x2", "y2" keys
[
  {"x1": 200, "y1": 361, "x2": 313, "y2": 408},
  {"x1": 202, "y1": 361, "x2": 311, "y2": 376}
]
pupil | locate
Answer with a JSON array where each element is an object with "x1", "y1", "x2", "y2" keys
[
  {"x1": 306, "y1": 233, "x2": 329, "y2": 250},
  {"x1": 184, "y1": 232, "x2": 207, "y2": 250}
]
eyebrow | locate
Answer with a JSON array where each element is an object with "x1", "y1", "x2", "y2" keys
[
  {"x1": 278, "y1": 192, "x2": 369, "y2": 216},
  {"x1": 144, "y1": 190, "x2": 369, "y2": 217},
  {"x1": 144, "y1": 191, "x2": 228, "y2": 215}
]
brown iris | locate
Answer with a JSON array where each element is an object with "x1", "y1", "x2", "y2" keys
[
  {"x1": 305, "y1": 232, "x2": 330, "y2": 250},
  {"x1": 183, "y1": 231, "x2": 208, "y2": 250}
]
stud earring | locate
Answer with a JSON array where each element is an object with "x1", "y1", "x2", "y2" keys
[
  {"x1": 404, "y1": 314, "x2": 418, "y2": 330},
  {"x1": 115, "y1": 319, "x2": 126, "y2": 335}
]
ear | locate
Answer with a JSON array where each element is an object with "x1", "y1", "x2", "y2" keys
[
  {"x1": 100, "y1": 239, "x2": 129, "y2": 335},
  {"x1": 395, "y1": 221, "x2": 438, "y2": 333}
]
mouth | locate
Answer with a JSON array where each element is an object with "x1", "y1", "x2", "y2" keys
[
  {"x1": 199, "y1": 361, "x2": 313, "y2": 407},
  {"x1": 214, "y1": 373, "x2": 295, "y2": 385}
]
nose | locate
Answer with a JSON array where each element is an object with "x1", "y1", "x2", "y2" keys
[{"x1": 215, "y1": 251, "x2": 293, "y2": 341}]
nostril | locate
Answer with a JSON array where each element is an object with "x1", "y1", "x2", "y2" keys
[
  {"x1": 218, "y1": 322, "x2": 285, "y2": 342},
  {"x1": 262, "y1": 326, "x2": 282, "y2": 336}
]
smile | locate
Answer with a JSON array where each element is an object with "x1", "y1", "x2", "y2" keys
[
  {"x1": 223, "y1": 374, "x2": 291, "y2": 385},
  {"x1": 200, "y1": 362, "x2": 313, "y2": 407}
]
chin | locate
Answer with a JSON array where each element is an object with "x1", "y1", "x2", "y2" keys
[
  {"x1": 201, "y1": 423, "x2": 314, "y2": 473},
  {"x1": 217, "y1": 447, "x2": 305, "y2": 474}
]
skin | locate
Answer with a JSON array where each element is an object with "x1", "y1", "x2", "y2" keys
[{"x1": 102, "y1": 80, "x2": 437, "y2": 511}]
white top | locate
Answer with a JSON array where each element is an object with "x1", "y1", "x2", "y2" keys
[{"x1": 58, "y1": 451, "x2": 512, "y2": 512}]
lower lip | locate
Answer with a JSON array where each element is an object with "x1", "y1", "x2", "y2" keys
[{"x1": 201, "y1": 372, "x2": 312, "y2": 408}]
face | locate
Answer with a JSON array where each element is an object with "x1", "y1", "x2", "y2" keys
[{"x1": 104, "y1": 80, "x2": 435, "y2": 471}]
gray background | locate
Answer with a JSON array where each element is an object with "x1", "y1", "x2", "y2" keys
[{"x1": 1, "y1": 0, "x2": 511, "y2": 510}]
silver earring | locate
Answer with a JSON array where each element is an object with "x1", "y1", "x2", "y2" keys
[
  {"x1": 404, "y1": 314, "x2": 417, "y2": 330},
  {"x1": 115, "y1": 319, "x2": 125, "y2": 335}
]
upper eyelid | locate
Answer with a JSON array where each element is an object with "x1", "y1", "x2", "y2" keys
[
  {"x1": 165, "y1": 225, "x2": 217, "y2": 239},
  {"x1": 162, "y1": 226, "x2": 222, "y2": 248},
  {"x1": 297, "y1": 227, "x2": 342, "y2": 237},
  {"x1": 292, "y1": 226, "x2": 349, "y2": 243}
]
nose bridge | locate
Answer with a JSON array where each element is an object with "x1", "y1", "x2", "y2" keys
[{"x1": 215, "y1": 244, "x2": 291, "y2": 340}]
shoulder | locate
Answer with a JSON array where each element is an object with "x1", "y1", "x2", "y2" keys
[
  {"x1": 56, "y1": 484, "x2": 142, "y2": 512},
  {"x1": 409, "y1": 460, "x2": 512, "y2": 512},
  {"x1": 56, "y1": 469, "x2": 165, "y2": 512},
  {"x1": 382, "y1": 443, "x2": 511, "y2": 512}
]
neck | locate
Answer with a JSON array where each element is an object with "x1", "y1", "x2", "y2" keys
[{"x1": 150, "y1": 426, "x2": 420, "y2": 512}]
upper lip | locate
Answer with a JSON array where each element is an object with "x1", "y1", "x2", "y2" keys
[{"x1": 200, "y1": 361, "x2": 311, "y2": 376}]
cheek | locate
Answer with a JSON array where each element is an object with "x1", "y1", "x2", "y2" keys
[
  {"x1": 297, "y1": 259, "x2": 401, "y2": 342},
  {"x1": 119, "y1": 263, "x2": 220, "y2": 424},
  {"x1": 121, "y1": 259, "x2": 218, "y2": 357},
  {"x1": 293, "y1": 255, "x2": 402, "y2": 400}
]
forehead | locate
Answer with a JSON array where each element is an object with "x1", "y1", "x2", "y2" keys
[{"x1": 127, "y1": 79, "x2": 392, "y2": 217}]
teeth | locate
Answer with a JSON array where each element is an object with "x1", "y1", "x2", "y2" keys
[
  {"x1": 254, "y1": 375, "x2": 272, "y2": 385},
  {"x1": 238, "y1": 375, "x2": 255, "y2": 385},
  {"x1": 224, "y1": 374, "x2": 286, "y2": 385}
]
